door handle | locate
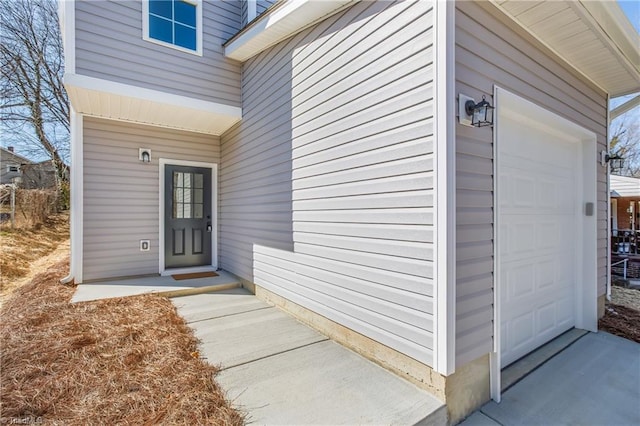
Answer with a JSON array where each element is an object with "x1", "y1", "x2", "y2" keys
[{"x1": 207, "y1": 221, "x2": 212, "y2": 232}]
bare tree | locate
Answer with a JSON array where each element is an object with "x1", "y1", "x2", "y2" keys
[
  {"x1": 1, "y1": 0, "x2": 69, "y2": 185},
  {"x1": 610, "y1": 117, "x2": 640, "y2": 177}
]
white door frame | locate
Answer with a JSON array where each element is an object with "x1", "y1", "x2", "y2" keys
[
  {"x1": 159, "y1": 158, "x2": 218, "y2": 275},
  {"x1": 490, "y1": 87, "x2": 598, "y2": 402}
]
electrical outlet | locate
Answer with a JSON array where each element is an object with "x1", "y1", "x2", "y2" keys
[{"x1": 140, "y1": 240, "x2": 150, "y2": 251}]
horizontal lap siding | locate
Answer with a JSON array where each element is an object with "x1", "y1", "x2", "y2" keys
[
  {"x1": 75, "y1": 0, "x2": 241, "y2": 107},
  {"x1": 454, "y1": 2, "x2": 608, "y2": 367},
  {"x1": 257, "y1": 0, "x2": 275, "y2": 16},
  {"x1": 83, "y1": 118, "x2": 219, "y2": 281},
  {"x1": 221, "y1": 0, "x2": 436, "y2": 365}
]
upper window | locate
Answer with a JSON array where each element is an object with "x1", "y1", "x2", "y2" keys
[{"x1": 144, "y1": 0, "x2": 202, "y2": 55}]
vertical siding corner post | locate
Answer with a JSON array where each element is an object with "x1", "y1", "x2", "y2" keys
[
  {"x1": 433, "y1": 0, "x2": 456, "y2": 377},
  {"x1": 69, "y1": 109, "x2": 84, "y2": 283}
]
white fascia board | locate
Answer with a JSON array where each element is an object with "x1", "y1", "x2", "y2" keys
[
  {"x1": 571, "y1": 1, "x2": 640, "y2": 93},
  {"x1": 433, "y1": 0, "x2": 456, "y2": 376},
  {"x1": 224, "y1": 0, "x2": 355, "y2": 62},
  {"x1": 610, "y1": 94, "x2": 640, "y2": 121},
  {"x1": 579, "y1": 1, "x2": 640, "y2": 78},
  {"x1": 64, "y1": 73, "x2": 242, "y2": 118}
]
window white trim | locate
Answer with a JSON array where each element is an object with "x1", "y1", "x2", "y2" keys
[
  {"x1": 142, "y1": 0, "x2": 203, "y2": 56},
  {"x1": 7, "y1": 165, "x2": 20, "y2": 173},
  {"x1": 159, "y1": 158, "x2": 218, "y2": 275},
  {"x1": 433, "y1": 0, "x2": 456, "y2": 376}
]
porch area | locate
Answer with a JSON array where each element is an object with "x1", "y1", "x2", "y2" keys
[{"x1": 71, "y1": 270, "x2": 241, "y2": 303}]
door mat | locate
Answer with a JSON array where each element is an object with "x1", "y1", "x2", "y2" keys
[{"x1": 172, "y1": 271, "x2": 219, "y2": 280}]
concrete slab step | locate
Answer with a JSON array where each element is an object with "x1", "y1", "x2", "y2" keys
[{"x1": 218, "y1": 340, "x2": 446, "y2": 425}]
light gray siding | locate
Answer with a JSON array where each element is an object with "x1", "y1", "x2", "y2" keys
[
  {"x1": 256, "y1": 0, "x2": 275, "y2": 15},
  {"x1": 75, "y1": 0, "x2": 242, "y2": 107},
  {"x1": 220, "y1": 0, "x2": 436, "y2": 365},
  {"x1": 83, "y1": 118, "x2": 219, "y2": 282},
  {"x1": 240, "y1": 0, "x2": 248, "y2": 27},
  {"x1": 454, "y1": 2, "x2": 608, "y2": 367}
]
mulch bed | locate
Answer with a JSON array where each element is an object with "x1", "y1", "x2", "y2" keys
[
  {"x1": 0, "y1": 258, "x2": 244, "y2": 425},
  {"x1": 599, "y1": 303, "x2": 640, "y2": 344}
]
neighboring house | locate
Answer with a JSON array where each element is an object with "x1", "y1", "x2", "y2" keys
[
  {"x1": 0, "y1": 146, "x2": 31, "y2": 185},
  {"x1": 0, "y1": 146, "x2": 59, "y2": 189},
  {"x1": 59, "y1": 0, "x2": 640, "y2": 423},
  {"x1": 611, "y1": 174, "x2": 640, "y2": 233}
]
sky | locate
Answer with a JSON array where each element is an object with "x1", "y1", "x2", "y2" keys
[
  {"x1": 610, "y1": 0, "x2": 639, "y2": 151},
  {"x1": 617, "y1": 0, "x2": 640, "y2": 34}
]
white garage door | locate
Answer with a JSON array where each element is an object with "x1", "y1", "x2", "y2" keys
[{"x1": 498, "y1": 111, "x2": 580, "y2": 367}]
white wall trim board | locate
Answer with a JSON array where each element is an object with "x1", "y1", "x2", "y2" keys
[
  {"x1": 606, "y1": 94, "x2": 612, "y2": 301},
  {"x1": 490, "y1": 87, "x2": 598, "y2": 402},
  {"x1": 70, "y1": 109, "x2": 83, "y2": 283},
  {"x1": 159, "y1": 158, "x2": 218, "y2": 275},
  {"x1": 247, "y1": 0, "x2": 257, "y2": 23},
  {"x1": 59, "y1": 0, "x2": 76, "y2": 74},
  {"x1": 433, "y1": 0, "x2": 456, "y2": 376},
  {"x1": 490, "y1": 85, "x2": 501, "y2": 403}
]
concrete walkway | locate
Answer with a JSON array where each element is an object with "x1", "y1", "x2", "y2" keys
[
  {"x1": 461, "y1": 332, "x2": 640, "y2": 426},
  {"x1": 172, "y1": 288, "x2": 446, "y2": 425}
]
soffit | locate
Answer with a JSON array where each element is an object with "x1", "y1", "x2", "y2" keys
[
  {"x1": 493, "y1": 0, "x2": 640, "y2": 97},
  {"x1": 224, "y1": 0, "x2": 355, "y2": 62},
  {"x1": 64, "y1": 74, "x2": 242, "y2": 136}
]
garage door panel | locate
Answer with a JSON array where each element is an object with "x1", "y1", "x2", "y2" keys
[{"x1": 499, "y1": 111, "x2": 579, "y2": 367}]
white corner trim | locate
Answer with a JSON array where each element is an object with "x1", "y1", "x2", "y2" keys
[
  {"x1": 606, "y1": 94, "x2": 612, "y2": 302},
  {"x1": 64, "y1": 73, "x2": 242, "y2": 118},
  {"x1": 490, "y1": 85, "x2": 501, "y2": 403},
  {"x1": 433, "y1": 0, "x2": 456, "y2": 376},
  {"x1": 247, "y1": 0, "x2": 257, "y2": 23},
  {"x1": 70, "y1": 108, "x2": 83, "y2": 283},
  {"x1": 59, "y1": 0, "x2": 75, "y2": 74},
  {"x1": 142, "y1": 0, "x2": 203, "y2": 56},
  {"x1": 159, "y1": 159, "x2": 218, "y2": 275}
]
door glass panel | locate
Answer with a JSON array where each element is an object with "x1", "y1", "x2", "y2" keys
[
  {"x1": 194, "y1": 204, "x2": 203, "y2": 219},
  {"x1": 173, "y1": 171, "x2": 206, "y2": 219}
]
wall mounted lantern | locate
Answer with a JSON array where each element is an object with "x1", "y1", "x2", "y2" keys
[
  {"x1": 459, "y1": 94, "x2": 494, "y2": 127},
  {"x1": 139, "y1": 148, "x2": 151, "y2": 163},
  {"x1": 600, "y1": 150, "x2": 624, "y2": 170}
]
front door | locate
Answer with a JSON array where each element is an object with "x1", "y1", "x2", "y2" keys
[{"x1": 165, "y1": 165, "x2": 212, "y2": 269}]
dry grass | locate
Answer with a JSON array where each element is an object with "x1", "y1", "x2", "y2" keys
[
  {"x1": 599, "y1": 303, "x2": 640, "y2": 344},
  {"x1": 0, "y1": 258, "x2": 244, "y2": 425},
  {"x1": 0, "y1": 212, "x2": 69, "y2": 296}
]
